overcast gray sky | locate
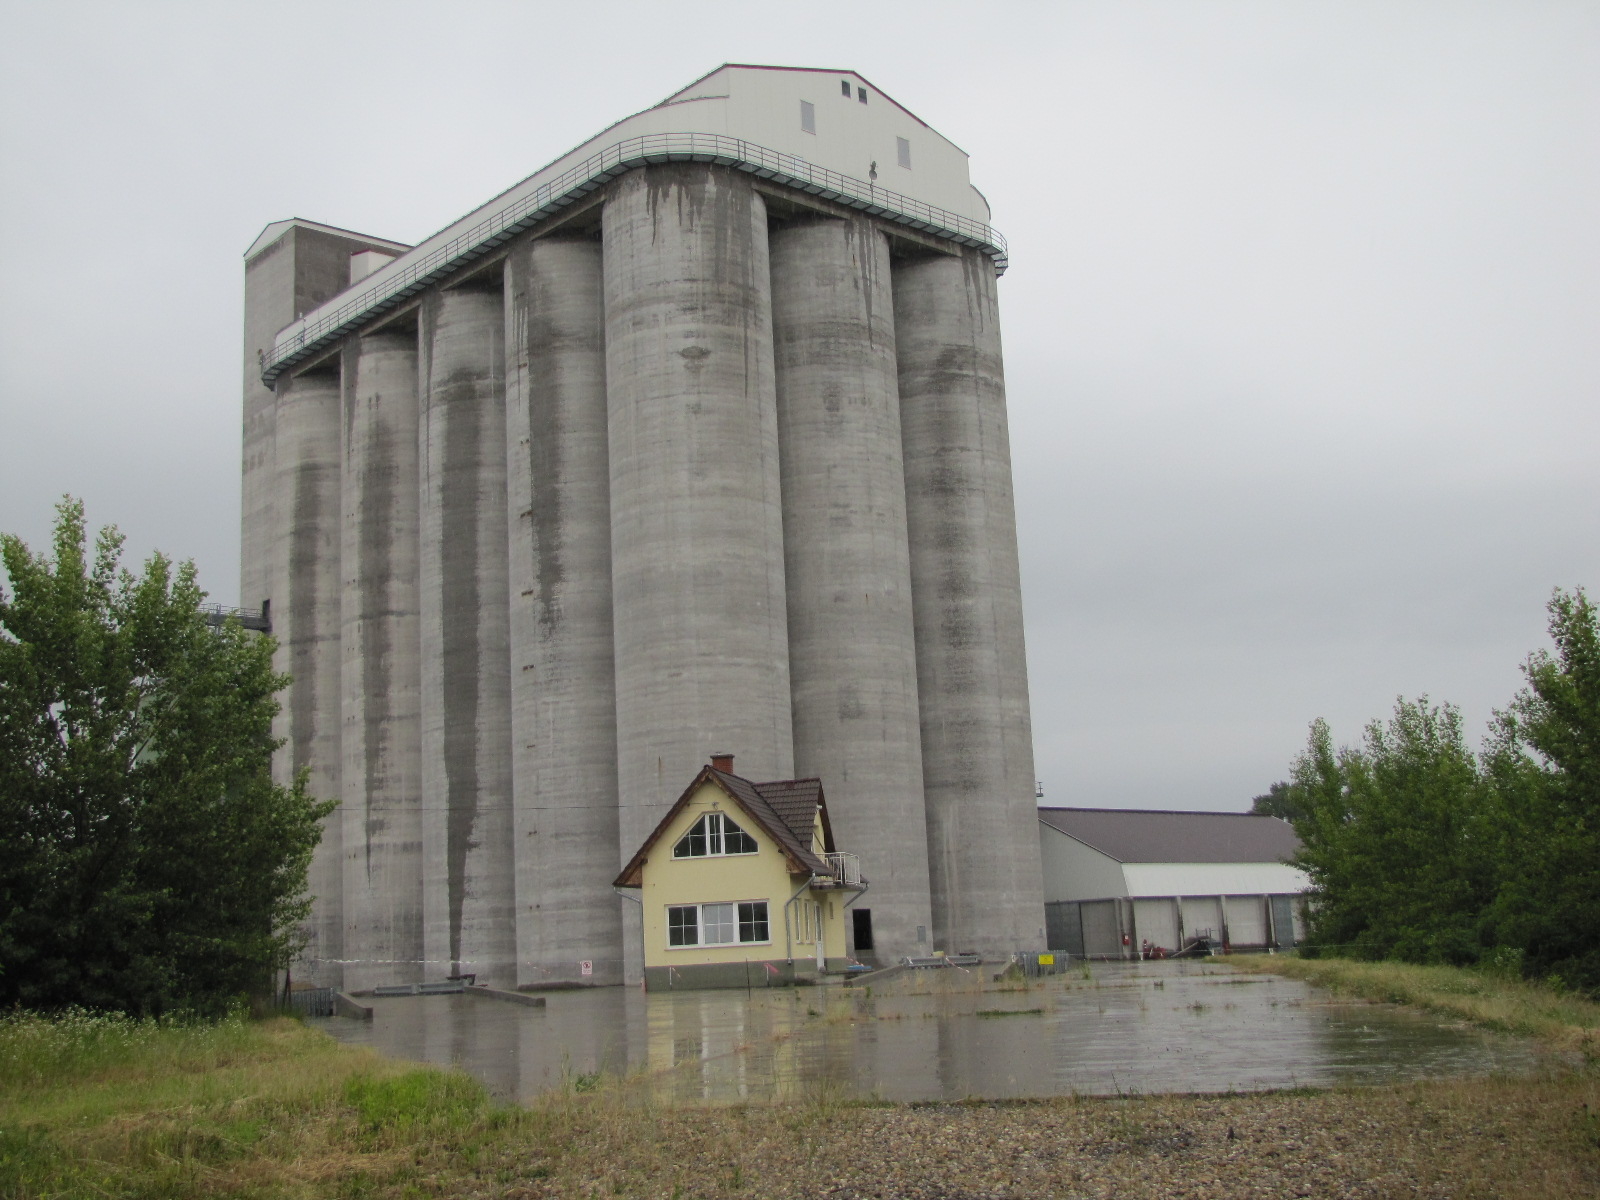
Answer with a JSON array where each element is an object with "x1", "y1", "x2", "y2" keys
[{"x1": 2, "y1": 1, "x2": 1594, "y2": 812}]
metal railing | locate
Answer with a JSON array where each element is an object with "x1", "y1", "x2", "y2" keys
[
  {"x1": 201, "y1": 602, "x2": 270, "y2": 633},
  {"x1": 823, "y1": 851, "x2": 862, "y2": 886},
  {"x1": 261, "y1": 132, "x2": 1009, "y2": 387},
  {"x1": 287, "y1": 986, "x2": 334, "y2": 1017}
]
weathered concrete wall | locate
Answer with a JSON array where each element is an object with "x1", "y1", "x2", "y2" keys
[
  {"x1": 603, "y1": 165, "x2": 795, "y2": 978},
  {"x1": 271, "y1": 365, "x2": 344, "y2": 987},
  {"x1": 244, "y1": 223, "x2": 421, "y2": 990},
  {"x1": 769, "y1": 215, "x2": 933, "y2": 963},
  {"x1": 340, "y1": 327, "x2": 424, "y2": 991},
  {"x1": 243, "y1": 225, "x2": 401, "y2": 617},
  {"x1": 251, "y1": 161, "x2": 1036, "y2": 988},
  {"x1": 419, "y1": 286, "x2": 516, "y2": 986},
  {"x1": 894, "y1": 247, "x2": 1044, "y2": 956},
  {"x1": 503, "y1": 233, "x2": 624, "y2": 988}
]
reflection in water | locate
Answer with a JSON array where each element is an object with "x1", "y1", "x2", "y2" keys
[{"x1": 312, "y1": 961, "x2": 1543, "y2": 1104}]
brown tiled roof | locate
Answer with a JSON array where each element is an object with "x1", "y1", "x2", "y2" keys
[
  {"x1": 752, "y1": 777, "x2": 835, "y2": 855},
  {"x1": 613, "y1": 765, "x2": 833, "y2": 887},
  {"x1": 1037, "y1": 807, "x2": 1300, "y2": 865},
  {"x1": 712, "y1": 770, "x2": 832, "y2": 875}
]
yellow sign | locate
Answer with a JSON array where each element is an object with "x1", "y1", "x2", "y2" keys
[{"x1": 1038, "y1": 953, "x2": 1054, "y2": 965}]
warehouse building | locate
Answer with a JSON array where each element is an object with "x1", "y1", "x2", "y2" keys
[
  {"x1": 1038, "y1": 808, "x2": 1308, "y2": 959},
  {"x1": 242, "y1": 64, "x2": 1043, "y2": 991}
]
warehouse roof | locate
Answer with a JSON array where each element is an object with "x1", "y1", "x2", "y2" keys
[{"x1": 1037, "y1": 807, "x2": 1299, "y2": 865}]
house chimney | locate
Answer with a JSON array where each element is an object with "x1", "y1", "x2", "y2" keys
[{"x1": 710, "y1": 752, "x2": 734, "y2": 774}]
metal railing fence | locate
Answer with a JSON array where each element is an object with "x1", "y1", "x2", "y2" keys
[
  {"x1": 200, "y1": 602, "x2": 270, "y2": 632},
  {"x1": 823, "y1": 851, "x2": 862, "y2": 886},
  {"x1": 261, "y1": 132, "x2": 1008, "y2": 388}
]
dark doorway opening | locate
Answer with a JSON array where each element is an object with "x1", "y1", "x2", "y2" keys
[{"x1": 852, "y1": 908, "x2": 874, "y2": 953}]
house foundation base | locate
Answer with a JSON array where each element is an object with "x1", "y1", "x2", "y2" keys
[{"x1": 644, "y1": 958, "x2": 854, "y2": 992}]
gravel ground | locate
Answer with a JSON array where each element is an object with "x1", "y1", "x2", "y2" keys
[{"x1": 491, "y1": 1072, "x2": 1600, "y2": 1200}]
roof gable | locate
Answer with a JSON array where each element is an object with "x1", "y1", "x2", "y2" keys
[
  {"x1": 1038, "y1": 807, "x2": 1300, "y2": 865},
  {"x1": 244, "y1": 217, "x2": 411, "y2": 262},
  {"x1": 614, "y1": 766, "x2": 832, "y2": 887},
  {"x1": 659, "y1": 64, "x2": 946, "y2": 139}
]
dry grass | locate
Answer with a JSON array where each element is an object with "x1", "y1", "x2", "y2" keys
[
  {"x1": 3, "y1": 1006, "x2": 1597, "y2": 1198},
  {"x1": 1227, "y1": 954, "x2": 1600, "y2": 1058}
]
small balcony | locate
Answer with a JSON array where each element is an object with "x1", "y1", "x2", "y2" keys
[{"x1": 822, "y1": 852, "x2": 861, "y2": 887}]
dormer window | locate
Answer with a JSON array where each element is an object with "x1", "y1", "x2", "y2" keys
[{"x1": 673, "y1": 811, "x2": 758, "y2": 858}]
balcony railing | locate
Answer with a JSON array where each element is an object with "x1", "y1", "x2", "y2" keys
[
  {"x1": 261, "y1": 131, "x2": 1008, "y2": 388},
  {"x1": 823, "y1": 851, "x2": 862, "y2": 887}
]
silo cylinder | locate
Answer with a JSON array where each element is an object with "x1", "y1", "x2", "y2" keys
[
  {"x1": 769, "y1": 214, "x2": 933, "y2": 964},
  {"x1": 503, "y1": 232, "x2": 624, "y2": 988},
  {"x1": 340, "y1": 328, "x2": 425, "y2": 991},
  {"x1": 603, "y1": 164, "x2": 795, "y2": 975},
  {"x1": 419, "y1": 286, "x2": 515, "y2": 987},
  {"x1": 894, "y1": 248, "x2": 1045, "y2": 956},
  {"x1": 271, "y1": 366, "x2": 344, "y2": 989}
]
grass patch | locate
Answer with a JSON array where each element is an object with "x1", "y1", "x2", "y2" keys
[
  {"x1": 0, "y1": 1009, "x2": 525, "y2": 1199},
  {"x1": 1228, "y1": 954, "x2": 1600, "y2": 1056}
]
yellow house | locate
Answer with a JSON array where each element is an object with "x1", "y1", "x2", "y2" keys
[{"x1": 615, "y1": 754, "x2": 865, "y2": 991}]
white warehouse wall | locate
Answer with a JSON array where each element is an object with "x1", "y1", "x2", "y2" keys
[{"x1": 1039, "y1": 828, "x2": 1128, "y2": 902}]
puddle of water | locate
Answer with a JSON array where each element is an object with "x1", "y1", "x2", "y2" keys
[{"x1": 311, "y1": 960, "x2": 1545, "y2": 1104}]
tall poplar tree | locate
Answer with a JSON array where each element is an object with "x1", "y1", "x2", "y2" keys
[
  {"x1": 1484, "y1": 589, "x2": 1600, "y2": 989},
  {"x1": 0, "y1": 498, "x2": 331, "y2": 1015}
]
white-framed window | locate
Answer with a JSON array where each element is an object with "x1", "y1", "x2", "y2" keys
[
  {"x1": 800, "y1": 100, "x2": 816, "y2": 135},
  {"x1": 673, "y1": 811, "x2": 758, "y2": 859},
  {"x1": 666, "y1": 901, "x2": 771, "y2": 947},
  {"x1": 897, "y1": 137, "x2": 911, "y2": 169}
]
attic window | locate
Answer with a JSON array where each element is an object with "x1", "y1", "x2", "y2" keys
[
  {"x1": 673, "y1": 811, "x2": 758, "y2": 858},
  {"x1": 896, "y1": 137, "x2": 911, "y2": 169},
  {"x1": 857, "y1": 86, "x2": 868, "y2": 104},
  {"x1": 841, "y1": 79, "x2": 851, "y2": 97},
  {"x1": 800, "y1": 100, "x2": 816, "y2": 135}
]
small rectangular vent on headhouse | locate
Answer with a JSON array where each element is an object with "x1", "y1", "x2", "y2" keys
[
  {"x1": 800, "y1": 100, "x2": 816, "y2": 134},
  {"x1": 897, "y1": 137, "x2": 911, "y2": 169}
]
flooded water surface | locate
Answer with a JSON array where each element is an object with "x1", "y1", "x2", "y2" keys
[{"x1": 312, "y1": 960, "x2": 1544, "y2": 1104}]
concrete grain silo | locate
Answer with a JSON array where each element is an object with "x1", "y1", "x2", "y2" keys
[{"x1": 241, "y1": 65, "x2": 1044, "y2": 990}]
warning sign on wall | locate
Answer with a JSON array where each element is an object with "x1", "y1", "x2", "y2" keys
[{"x1": 579, "y1": 960, "x2": 593, "y2": 977}]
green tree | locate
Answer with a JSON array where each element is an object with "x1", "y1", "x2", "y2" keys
[
  {"x1": 1250, "y1": 780, "x2": 1305, "y2": 822},
  {"x1": 1482, "y1": 588, "x2": 1600, "y2": 989},
  {"x1": 0, "y1": 498, "x2": 331, "y2": 1015},
  {"x1": 1290, "y1": 700, "x2": 1496, "y2": 965}
]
